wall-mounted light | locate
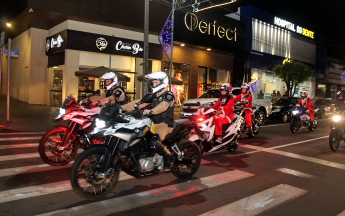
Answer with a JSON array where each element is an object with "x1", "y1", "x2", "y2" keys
[
  {"x1": 207, "y1": 48, "x2": 211, "y2": 51},
  {"x1": 6, "y1": 23, "x2": 11, "y2": 27},
  {"x1": 54, "y1": 66, "x2": 58, "y2": 68},
  {"x1": 181, "y1": 43, "x2": 185, "y2": 46}
]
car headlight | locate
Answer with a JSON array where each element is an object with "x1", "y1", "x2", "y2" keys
[
  {"x1": 95, "y1": 118, "x2": 106, "y2": 128},
  {"x1": 333, "y1": 115, "x2": 341, "y2": 122},
  {"x1": 292, "y1": 110, "x2": 299, "y2": 115},
  {"x1": 59, "y1": 108, "x2": 66, "y2": 115}
]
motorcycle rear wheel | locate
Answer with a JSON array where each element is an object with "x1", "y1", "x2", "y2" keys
[
  {"x1": 39, "y1": 127, "x2": 78, "y2": 166},
  {"x1": 308, "y1": 120, "x2": 317, "y2": 131},
  {"x1": 329, "y1": 129, "x2": 340, "y2": 152},
  {"x1": 172, "y1": 140, "x2": 201, "y2": 179},
  {"x1": 70, "y1": 146, "x2": 120, "y2": 200}
]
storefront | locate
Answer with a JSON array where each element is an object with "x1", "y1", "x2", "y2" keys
[{"x1": 46, "y1": 29, "x2": 163, "y2": 105}]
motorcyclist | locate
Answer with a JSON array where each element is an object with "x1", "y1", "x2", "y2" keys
[
  {"x1": 234, "y1": 84, "x2": 253, "y2": 133},
  {"x1": 203, "y1": 83, "x2": 234, "y2": 143},
  {"x1": 121, "y1": 71, "x2": 175, "y2": 170},
  {"x1": 297, "y1": 90, "x2": 314, "y2": 124},
  {"x1": 335, "y1": 91, "x2": 345, "y2": 112},
  {"x1": 89, "y1": 72, "x2": 127, "y2": 105}
]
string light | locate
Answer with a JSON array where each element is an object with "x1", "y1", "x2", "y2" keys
[{"x1": 158, "y1": 17, "x2": 173, "y2": 57}]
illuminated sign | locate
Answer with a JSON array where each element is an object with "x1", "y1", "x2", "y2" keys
[
  {"x1": 184, "y1": 12, "x2": 237, "y2": 41},
  {"x1": 96, "y1": 37, "x2": 108, "y2": 51},
  {"x1": 46, "y1": 35, "x2": 64, "y2": 52},
  {"x1": 115, "y1": 41, "x2": 143, "y2": 54},
  {"x1": 283, "y1": 58, "x2": 293, "y2": 64},
  {"x1": 248, "y1": 74, "x2": 260, "y2": 91},
  {"x1": 274, "y1": 17, "x2": 314, "y2": 39}
]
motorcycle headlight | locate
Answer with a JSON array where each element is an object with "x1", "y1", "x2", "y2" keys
[
  {"x1": 59, "y1": 108, "x2": 66, "y2": 115},
  {"x1": 333, "y1": 115, "x2": 341, "y2": 122},
  {"x1": 95, "y1": 118, "x2": 106, "y2": 128},
  {"x1": 292, "y1": 110, "x2": 299, "y2": 115}
]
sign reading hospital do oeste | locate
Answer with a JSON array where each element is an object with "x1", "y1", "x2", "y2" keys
[{"x1": 274, "y1": 17, "x2": 314, "y2": 39}]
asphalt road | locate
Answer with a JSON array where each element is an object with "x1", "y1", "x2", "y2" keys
[{"x1": 1, "y1": 117, "x2": 345, "y2": 216}]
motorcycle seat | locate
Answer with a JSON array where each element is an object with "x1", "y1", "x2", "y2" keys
[{"x1": 164, "y1": 119, "x2": 190, "y2": 141}]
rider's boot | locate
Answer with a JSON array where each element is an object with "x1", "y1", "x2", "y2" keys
[
  {"x1": 215, "y1": 136, "x2": 223, "y2": 143},
  {"x1": 149, "y1": 134, "x2": 175, "y2": 170},
  {"x1": 247, "y1": 127, "x2": 253, "y2": 134}
]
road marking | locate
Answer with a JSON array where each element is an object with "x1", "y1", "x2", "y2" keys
[
  {"x1": 0, "y1": 149, "x2": 83, "y2": 162},
  {"x1": 199, "y1": 184, "x2": 307, "y2": 216},
  {"x1": 0, "y1": 143, "x2": 38, "y2": 149},
  {"x1": 0, "y1": 136, "x2": 42, "y2": 141},
  {"x1": 0, "y1": 172, "x2": 134, "y2": 203},
  {"x1": 0, "y1": 159, "x2": 211, "y2": 178},
  {"x1": 0, "y1": 132, "x2": 45, "y2": 135},
  {"x1": 337, "y1": 209, "x2": 345, "y2": 216},
  {"x1": 38, "y1": 170, "x2": 255, "y2": 216},
  {"x1": 242, "y1": 141, "x2": 345, "y2": 171},
  {"x1": 276, "y1": 168, "x2": 314, "y2": 178},
  {"x1": 223, "y1": 136, "x2": 328, "y2": 159}
]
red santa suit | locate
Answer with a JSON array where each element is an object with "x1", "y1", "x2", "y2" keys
[
  {"x1": 234, "y1": 93, "x2": 252, "y2": 127},
  {"x1": 209, "y1": 96, "x2": 234, "y2": 136},
  {"x1": 298, "y1": 97, "x2": 314, "y2": 121}
]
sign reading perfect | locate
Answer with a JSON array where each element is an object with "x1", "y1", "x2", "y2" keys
[
  {"x1": 274, "y1": 17, "x2": 314, "y2": 39},
  {"x1": 184, "y1": 12, "x2": 237, "y2": 41}
]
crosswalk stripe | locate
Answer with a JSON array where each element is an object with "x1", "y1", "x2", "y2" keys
[
  {"x1": 242, "y1": 143, "x2": 345, "y2": 171},
  {"x1": 0, "y1": 149, "x2": 84, "y2": 162},
  {"x1": 0, "y1": 159, "x2": 211, "y2": 178},
  {"x1": 276, "y1": 168, "x2": 314, "y2": 178},
  {"x1": 0, "y1": 143, "x2": 39, "y2": 149},
  {"x1": 0, "y1": 132, "x2": 45, "y2": 135},
  {"x1": 0, "y1": 172, "x2": 134, "y2": 204},
  {"x1": 337, "y1": 209, "x2": 345, "y2": 216},
  {"x1": 38, "y1": 170, "x2": 255, "y2": 216},
  {"x1": 0, "y1": 136, "x2": 42, "y2": 141},
  {"x1": 199, "y1": 184, "x2": 307, "y2": 216}
]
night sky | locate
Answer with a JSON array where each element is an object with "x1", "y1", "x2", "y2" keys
[{"x1": 1, "y1": 0, "x2": 345, "y2": 60}]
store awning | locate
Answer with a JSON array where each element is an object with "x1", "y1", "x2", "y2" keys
[
  {"x1": 137, "y1": 75, "x2": 184, "y2": 85},
  {"x1": 75, "y1": 66, "x2": 131, "y2": 82}
]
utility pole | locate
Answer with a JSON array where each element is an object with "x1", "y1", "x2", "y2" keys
[
  {"x1": 168, "y1": 0, "x2": 175, "y2": 91},
  {"x1": 142, "y1": 0, "x2": 150, "y2": 96},
  {"x1": 7, "y1": 38, "x2": 11, "y2": 122}
]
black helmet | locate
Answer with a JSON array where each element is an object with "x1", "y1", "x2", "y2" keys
[
  {"x1": 219, "y1": 83, "x2": 232, "y2": 98},
  {"x1": 337, "y1": 91, "x2": 343, "y2": 98}
]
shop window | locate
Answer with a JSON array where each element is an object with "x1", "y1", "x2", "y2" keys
[
  {"x1": 163, "y1": 62, "x2": 190, "y2": 105},
  {"x1": 78, "y1": 76, "x2": 96, "y2": 98},
  {"x1": 197, "y1": 67, "x2": 230, "y2": 97},
  {"x1": 51, "y1": 68, "x2": 63, "y2": 106}
]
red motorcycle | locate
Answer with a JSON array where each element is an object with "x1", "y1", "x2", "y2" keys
[{"x1": 39, "y1": 95, "x2": 104, "y2": 166}]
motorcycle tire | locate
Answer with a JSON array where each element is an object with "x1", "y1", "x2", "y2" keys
[
  {"x1": 172, "y1": 140, "x2": 201, "y2": 179},
  {"x1": 308, "y1": 120, "x2": 317, "y2": 131},
  {"x1": 70, "y1": 146, "x2": 120, "y2": 200},
  {"x1": 290, "y1": 119, "x2": 299, "y2": 133},
  {"x1": 227, "y1": 140, "x2": 238, "y2": 152},
  {"x1": 329, "y1": 129, "x2": 340, "y2": 152},
  {"x1": 257, "y1": 110, "x2": 266, "y2": 126},
  {"x1": 39, "y1": 127, "x2": 78, "y2": 166}
]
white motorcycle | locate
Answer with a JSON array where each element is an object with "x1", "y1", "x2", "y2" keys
[
  {"x1": 70, "y1": 94, "x2": 201, "y2": 200},
  {"x1": 187, "y1": 102, "x2": 244, "y2": 154}
]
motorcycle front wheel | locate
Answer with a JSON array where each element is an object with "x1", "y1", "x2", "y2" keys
[
  {"x1": 39, "y1": 127, "x2": 78, "y2": 166},
  {"x1": 172, "y1": 140, "x2": 201, "y2": 179},
  {"x1": 329, "y1": 129, "x2": 340, "y2": 152},
  {"x1": 290, "y1": 119, "x2": 299, "y2": 133},
  {"x1": 70, "y1": 146, "x2": 120, "y2": 200}
]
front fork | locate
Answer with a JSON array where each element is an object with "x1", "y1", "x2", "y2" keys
[
  {"x1": 100, "y1": 136, "x2": 121, "y2": 173},
  {"x1": 61, "y1": 121, "x2": 77, "y2": 149}
]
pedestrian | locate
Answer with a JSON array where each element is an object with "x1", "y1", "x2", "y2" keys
[
  {"x1": 274, "y1": 91, "x2": 281, "y2": 99},
  {"x1": 271, "y1": 90, "x2": 276, "y2": 100},
  {"x1": 257, "y1": 90, "x2": 264, "y2": 99}
]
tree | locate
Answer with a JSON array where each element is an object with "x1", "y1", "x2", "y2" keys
[{"x1": 272, "y1": 60, "x2": 314, "y2": 97}]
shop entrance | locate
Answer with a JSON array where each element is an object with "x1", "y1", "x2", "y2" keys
[{"x1": 50, "y1": 67, "x2": 63, "y2": 106}]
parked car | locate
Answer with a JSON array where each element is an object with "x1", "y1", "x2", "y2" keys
[
  {"x1": 180, "y1": 87, "x2": 272, "y2": 125},
  {"x1": 314, "y1": 98, "x2": 335, "y2": 118},
  {"x1": 268, "y1": 97, "x2": 300, "y2": 123}
]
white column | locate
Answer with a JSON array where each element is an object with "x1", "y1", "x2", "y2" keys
[{"x1": 63, "y1": 49, "x2": 79, "y2": 99}]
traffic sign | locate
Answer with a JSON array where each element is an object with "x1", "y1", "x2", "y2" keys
[{"x1": 3, "y1": 49, "x2": 18, "y2": 57}]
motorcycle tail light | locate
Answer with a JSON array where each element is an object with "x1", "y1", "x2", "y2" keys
[{"x1": 198, "y1": 117, "x2": 204, "y2": 122}]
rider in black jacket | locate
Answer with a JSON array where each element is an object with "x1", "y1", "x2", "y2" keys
[{"x1": 335, "y1": 91, "x2": 345, "y2": 112}]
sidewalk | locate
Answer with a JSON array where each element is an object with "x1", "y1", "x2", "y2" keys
[{"x1": 0, "y1": 94, "x2": 65, "y2": 132}]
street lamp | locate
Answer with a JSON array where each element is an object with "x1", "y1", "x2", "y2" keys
[{"x1": 6, "y1": 23, "x2": 11, "y2": 27}]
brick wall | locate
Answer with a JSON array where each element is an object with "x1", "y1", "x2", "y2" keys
[{"x1": 162, "y1": 46, "x2": 233, "y2": 99}]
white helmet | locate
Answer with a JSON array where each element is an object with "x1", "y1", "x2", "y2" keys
[
  {"x1": 100, "y1": 72, "x2": 118, "y2": 90},
  {"x1": 241, "y1": 83, "x2": 250, "y2": 93},
  {"x1": 145, "y1": 71, "x2": 169, "y2": 93}
]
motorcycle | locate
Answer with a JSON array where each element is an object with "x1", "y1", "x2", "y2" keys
[
  {"x1": 329, "y1": 112, "x2": 344, "y2": 151},
  {"x1": 290, "y1": 104, "x2": 319, "y2": 133},
  {"x1": 187, "y1": 102, "x2": 243, "y2": 155},
  {"x1": 236, "y1": 102, "x2": 261, "y2": 138},
  {"x1": 70, "y1": 94, "x2": 201, "y2": 200},
  {"x1": 38, "y1": 95, "x2": 103, "y2": 166}
]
